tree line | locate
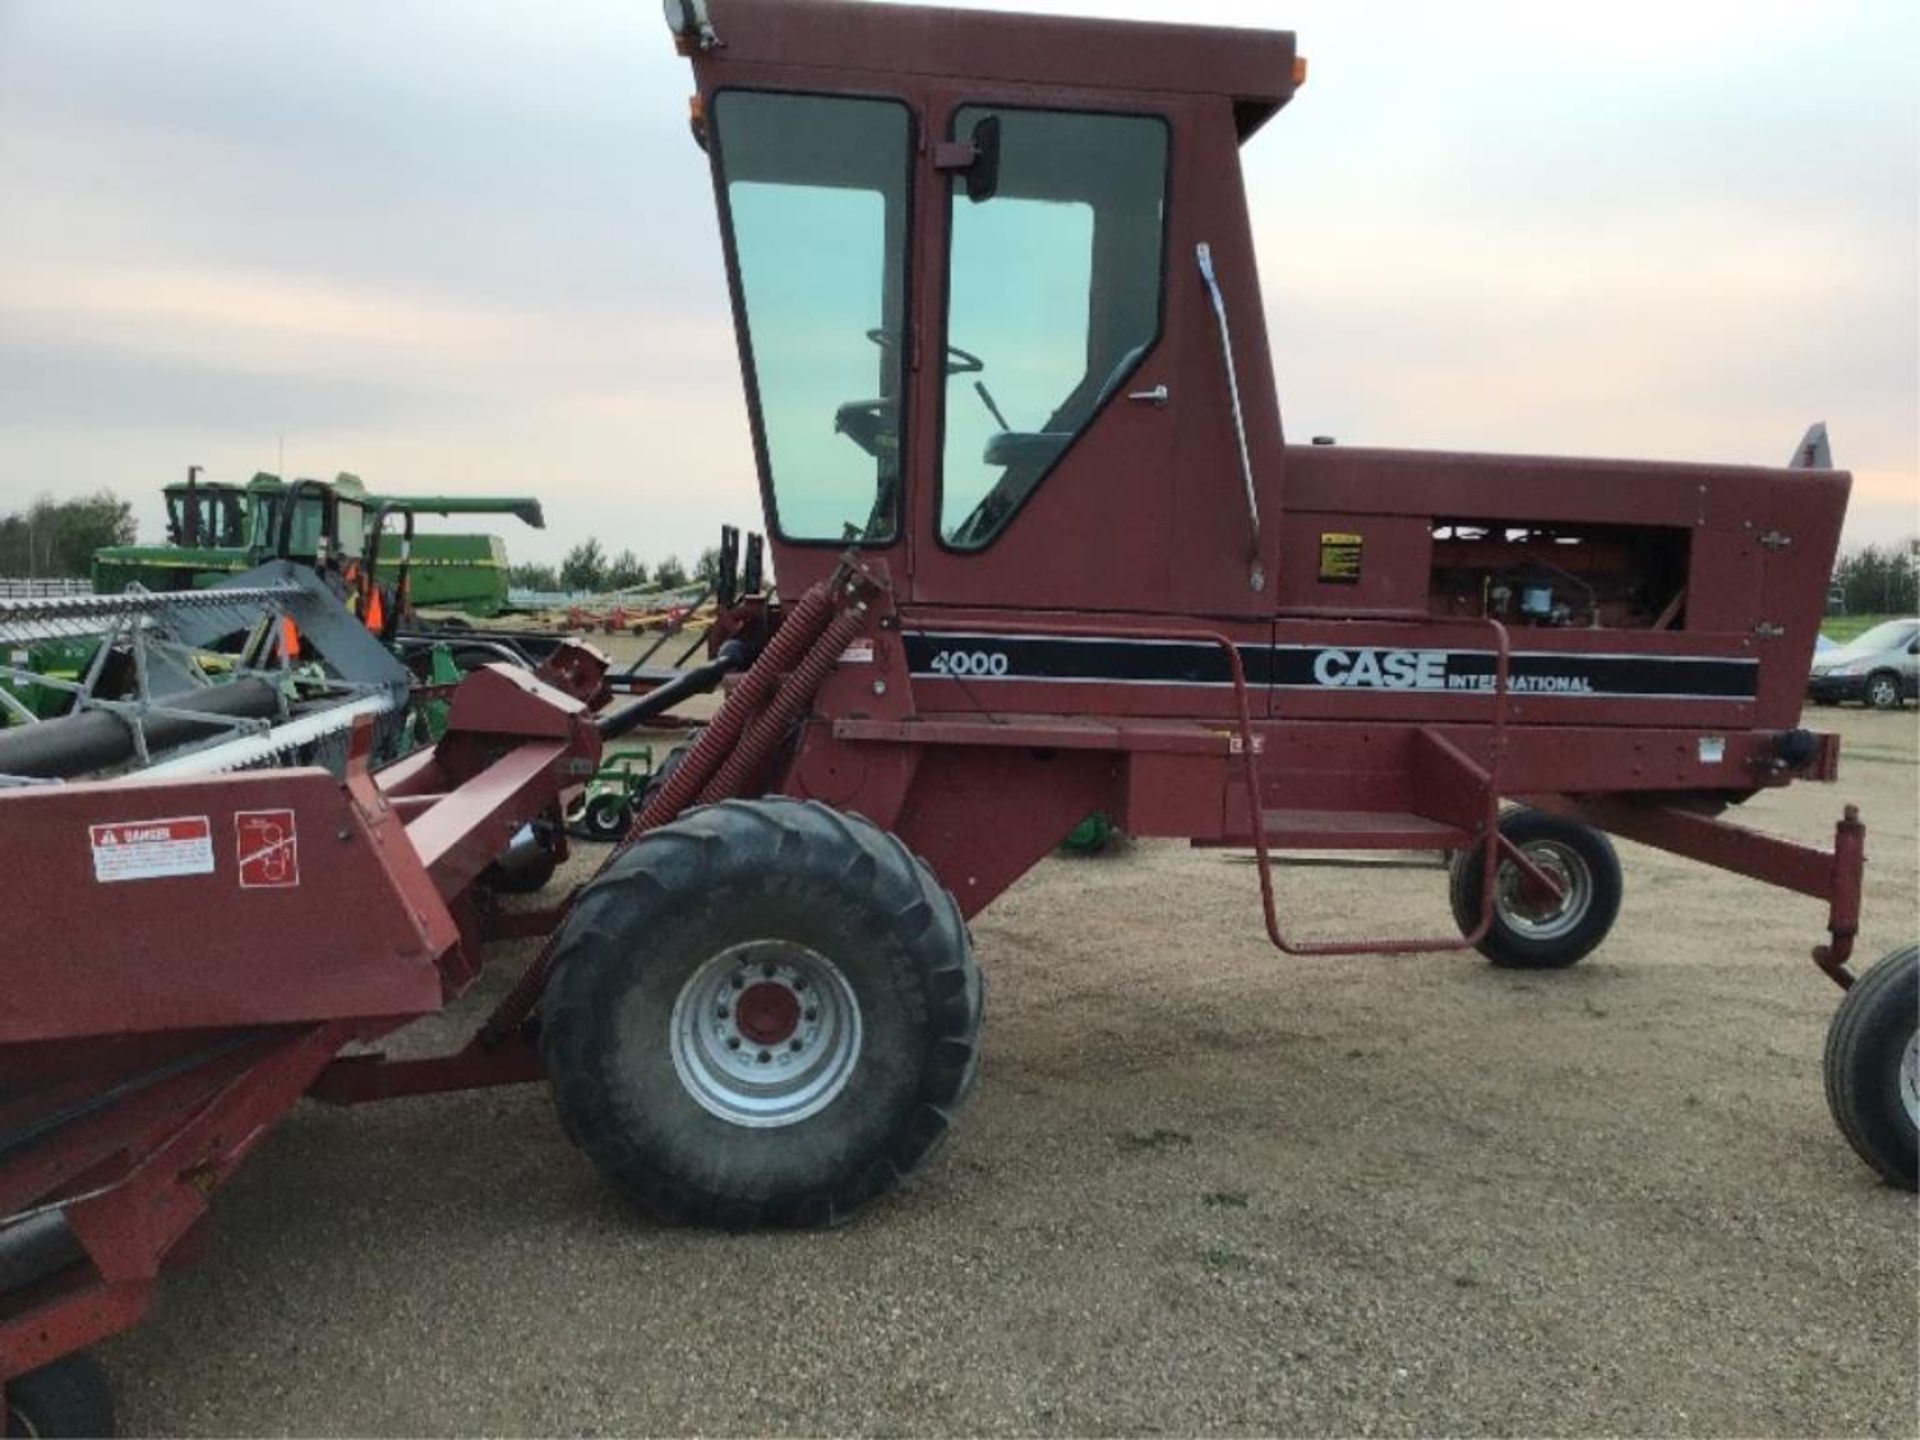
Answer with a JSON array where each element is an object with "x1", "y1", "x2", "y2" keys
[
  {"x1": 0, "y1": 493, "x2": 137, "y2": 578},
  {"x1": 1831, "y1": 540, "x2": 1918, "y2": 616},
  {"x1": 509, "y1": 539, "x2": 723, "y2": 596}
]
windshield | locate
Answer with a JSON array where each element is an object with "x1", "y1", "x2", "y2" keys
[
  {"x1": 165, "y1": 488, "x2": 246, "y2": 547},
  {"x1": 248, "y1": 494, "x2": 326, "y2": 555},
  {"x1": 710, "y1": 90, "x2": 911, "y2": 544},
  {"x1": 1831, "y1": 620, "x2": 1918, "y2": 658}
]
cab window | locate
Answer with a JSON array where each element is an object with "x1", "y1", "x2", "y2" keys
[
  {"x1": 253, "y1": 495, "x2": 325, "y2": 556},
  {"x1": 940, "y1": 108, "x2": 1168, "y2": 549},
  {"x1": 212, "y1": 494, "x2": 244, "y2": 546},
  {"x1": 710, "y1": 91, "x2": 912, "y2": 544},
  {"x1": 335, "y1": 502, "x2": 364, "y2": 558}
]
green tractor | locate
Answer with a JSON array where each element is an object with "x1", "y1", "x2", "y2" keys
[
  {"x1": 564, "y1": 749, "x2": 659, "y2": 842},
  {"x1": 6, "y1": 470, "x2": 547, "y2": 730},
  {"x1": 91, "y1": 468, "x2": 545, "y2": 619}
]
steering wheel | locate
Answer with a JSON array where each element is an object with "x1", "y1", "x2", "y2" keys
[{"x1": 866, "y1": 328, "x2": 984, "y2": 377}]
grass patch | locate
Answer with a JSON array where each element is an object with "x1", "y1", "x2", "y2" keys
[
  {"x1": 1201, "y1": 1245, "x2": 1255, "y2": 1271},
  {"x1": 1820, "y1": 613, "x2": 1904, "y2": 643},
  {"x1": 1114, "y1": 1127, "x2": 1193, "y2": 1154}
]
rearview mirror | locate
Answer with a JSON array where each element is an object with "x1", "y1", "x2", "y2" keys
[{"x1": 966, "y1": 115, "x2": 1001, "y2": 204}]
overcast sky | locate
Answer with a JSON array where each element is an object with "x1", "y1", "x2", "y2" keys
[{"x1": 1, "y1": 0, "x2": 1914, "y2": 567}]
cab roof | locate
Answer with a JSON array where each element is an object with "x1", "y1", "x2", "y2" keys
[
  {"x1": 244, "y1": 471, "x2": 366, "y2": 498},
  {"x1": 695, "y1": 0, "x2": 1300, "y2": 139}
]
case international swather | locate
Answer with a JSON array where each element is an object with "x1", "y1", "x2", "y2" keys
[{"x1": 2, "y1": 2, "x2": 1911, "y2": 1430}]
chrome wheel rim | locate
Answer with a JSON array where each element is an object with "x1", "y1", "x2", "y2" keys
[
  {"x1": 587, "y1": 798, "x2": 627, "y2": 839},
  {"x1": 1900, "y1": 1033, "x2": 1919, "y2": 1130},
  {"x1": 1870, "y1": 677, "x2": 1898, "y2": 708},
  {"x1": 1495, "y1": 840, "x2": 1593, "y2": 941},
  {"x1": 669, "y1": 940, "x2": 861, "y2": 1129}
]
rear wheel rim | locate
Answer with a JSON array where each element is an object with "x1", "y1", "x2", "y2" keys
[
  {"x1": 588, "y1": 798, "x2": 626, "y2": 838},
  {"x1": 669, "y1": 940, "x2": 862, "y2": 1129},
  {"x1": 1900, "y1": 1033, "x2": 1919, "y2": 1130},
  {"x1": 1494, "y1": 840, "x2": 1593, "y2": 941}
]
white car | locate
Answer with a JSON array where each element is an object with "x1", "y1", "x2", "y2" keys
[{"x1": 1807, "y1": 618, "x2": 1920, "y2": 709}]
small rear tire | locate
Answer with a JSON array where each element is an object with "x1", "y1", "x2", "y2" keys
[
  {"x1": 1823, "y1": 944, "x2": 1918, "y2": 1190},
  {"x1": 581, "y1": 792, "x2": 633, "y2": 843},
  {"x1": 5, "y1": 1353, "x2": 114, "y2": 1438},
  {"x1": 1450, "y1": 810, "x2": 1623, "y2": 969},
  {"x1": 542, "y1": 797, "x2": 982, "y2": 1228}
]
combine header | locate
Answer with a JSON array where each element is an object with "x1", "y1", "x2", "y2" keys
[
  {"x1": 2, "y1": 1, "x2": 1910, "y2": 1429},
  {"x1": 0, "y1": 565, "x2": 412, "y2": 780}
]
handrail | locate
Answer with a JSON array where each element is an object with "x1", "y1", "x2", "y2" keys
[
  {"x1": 1195, "y1": 243, "x2": 1264, "y2": 593},
  {"x1": 906, "y1": 613, "x2": 1530, "y2": 959},
  {"x1": 1259, "y1": 614, "x2": 1515, "y2": 955}
]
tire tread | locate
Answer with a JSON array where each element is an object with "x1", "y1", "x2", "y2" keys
[
  {"x1": 1822, "y1": 944, "x2": 1918, "y2": 1189},
  {"x1": 541, "y1": 797, "x2": 979, "y2": 1229},
  {"x1": 1450, "y1": 810, "x2": 1623, "y2": 969},
  {"x1": 4, "y1": 1353, "x2": 113, "y2": 1439}
]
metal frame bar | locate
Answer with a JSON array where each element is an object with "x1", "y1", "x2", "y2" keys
[{"x1": 1528, "y1": 794, "x2": 1866, "y2": 987}]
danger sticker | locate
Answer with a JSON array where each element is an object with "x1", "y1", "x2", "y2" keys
[
  {"x1": 838, "y1": 639, "x2": 876, "y2": 665},
  {"x1": 89, "y1": 815, "x2": 215, "y2": 884},
  {"x1": 235, "y1": 809, "x2": 300, "y2": 890}
]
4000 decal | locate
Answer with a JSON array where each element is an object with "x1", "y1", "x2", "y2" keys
[{"x1": 924, "y1": 648, "x2": 1012, "y2": 678}]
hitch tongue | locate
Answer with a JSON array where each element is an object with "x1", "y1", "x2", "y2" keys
[{"x1": 1811, "y1": 805, "x2": 1865, "y2": 990}]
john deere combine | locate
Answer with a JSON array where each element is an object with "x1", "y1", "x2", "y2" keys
[{"x1": 92, "y1": 469, "x2": 545, "y2": 618}]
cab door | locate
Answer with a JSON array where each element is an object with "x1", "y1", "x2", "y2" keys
[{"x1": 906, "y1": 92, "x2": 1189, "y2": 615}]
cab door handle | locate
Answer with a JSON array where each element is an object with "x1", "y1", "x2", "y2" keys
[{"x1": 1127, "y1": 383, "x2": 1170, "y2": 407}]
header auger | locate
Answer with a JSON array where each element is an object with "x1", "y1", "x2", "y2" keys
[{"x1": 1, "y1": 2, "x2": 1909, "y2": 1430}]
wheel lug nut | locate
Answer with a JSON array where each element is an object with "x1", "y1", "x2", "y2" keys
[
  {"x1": 730, "y1": 976, "x2": 744, "y2": 990},
  {"x1": 756, "y1": 1049, "x2": 771, "y2": 1064},
  {"x1": 726, "y1": 1037, "x2": 741, "y2": 1050},
  {"x1": 717, "y1": 1006, "x2": 729, "y2": 1019},
  {"x1": 762, "y1": 962, "x2": 777, "y2": 978},
  {"x1": 805, "y1": 1009, "x2": 818, "y2": 1022},
  {"x1": 788, "y1": 1038, "x2": 802, "y2": 1052}
]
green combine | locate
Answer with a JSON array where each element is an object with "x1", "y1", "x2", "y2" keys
[
  {"x1": 92, "y1": 470, "x2": 544, "y2": 618},
  {"x1": 5, "y1": 469, "x2": 547, "y2": 730}
]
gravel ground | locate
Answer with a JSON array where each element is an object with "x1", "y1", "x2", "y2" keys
[{"x1": 107, "y1": 704, "x2": 1918, "y2": 1436}]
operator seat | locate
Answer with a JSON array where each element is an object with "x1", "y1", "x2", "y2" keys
[{"x1": 980, "y1": 343, "x2": 1148, "y2": 475}]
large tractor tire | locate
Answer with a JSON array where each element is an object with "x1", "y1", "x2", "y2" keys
[
  {"x1": 1449, "y1": 809, "x2": 1623, "y2": 969},
  {"x1": 541, "y1": 798, "x2": 982, "y2": 1228},
  {"x1": 5, "y1": 1353, "x2": 114, "y2": 1438},
  {"x1": 1824, "y1": 944, "x2": 1918, "y2": 1190}
]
